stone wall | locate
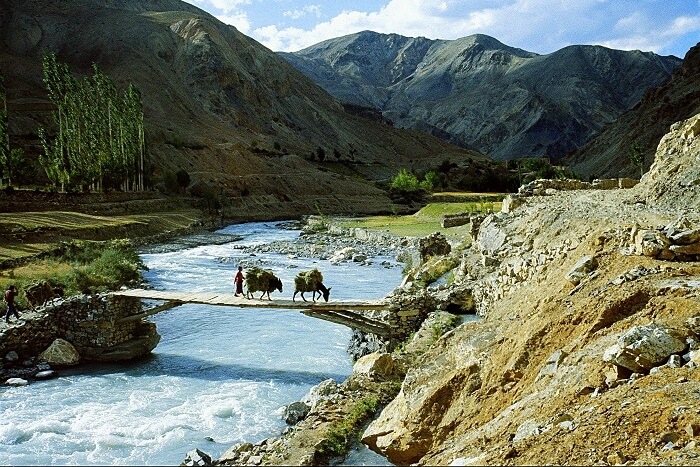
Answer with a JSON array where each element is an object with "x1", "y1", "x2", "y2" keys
[
  {"x1": 0, "y1": 294, "x2": 159, "y2": 365},
  {"x1": 517, "y1": 178, "x2": 639, "y2": 197}
]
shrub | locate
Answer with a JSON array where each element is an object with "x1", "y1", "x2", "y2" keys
[
  {"x1": 51, "y1": 240, "x2": 146, "y2": 293},
  {"x1": 321, "y1": 397, "x2": 381, "y2": 457},
  {"x1": 175, "y1": 169, "x2": 191, "y2": 190}
]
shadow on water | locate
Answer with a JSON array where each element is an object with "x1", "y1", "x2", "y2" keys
[{"x1": 63, "y1": 353, "x2": 347, "y2": 386}]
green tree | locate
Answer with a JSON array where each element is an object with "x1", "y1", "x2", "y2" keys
[
  {"x1": 628, "y1": 143, "x2": 644, "y2": 178},
  {"x1": 316, "y1": 146, "x2": 326, "y2": 162},
  {"x1": 39, "y1": 53, "x2": 146, "y2": 192},
  {"x1": 391, "y1": 168, "x2": 421, "y2": 192},
  {"x1": 421, "y1": 170, "x2": 439, "y2": 191}
]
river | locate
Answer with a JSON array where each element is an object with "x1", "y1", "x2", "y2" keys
[{"x1": 0, "y1": 222, "x2": 403, "y2": 465}]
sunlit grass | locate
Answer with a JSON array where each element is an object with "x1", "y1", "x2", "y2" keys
[{"x1": 339, "y1": 195, "x2": 503, "y2": 239}]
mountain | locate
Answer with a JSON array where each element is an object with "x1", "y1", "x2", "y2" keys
[
  {"x1": 566, "y1": 42, "x2": 700, "y2": 179},
  {"x1": 0, "y1": 0, "x2": 488, "y2": 217},
  {"x1": 281, "y1": 31, "x2": 681, "y2": 161}
]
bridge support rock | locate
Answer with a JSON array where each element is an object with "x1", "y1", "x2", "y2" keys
[{"x1": 0, "y1": 294, "x2": 160, "y2": 375}]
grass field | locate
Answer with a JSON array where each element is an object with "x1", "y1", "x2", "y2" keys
[
  {"x1": 339, "y1": 196, "x2": 503, "y2": 239},
  {"x1": 0, "y1": 209, "x2": 203, "y2": 262}
]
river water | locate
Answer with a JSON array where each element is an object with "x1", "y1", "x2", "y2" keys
[{"x1": 0, "y1": 222, "x2": 403, "y2": 465}]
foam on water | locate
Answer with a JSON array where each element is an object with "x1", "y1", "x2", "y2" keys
[{"x1": 0, "y1": 222, "x2": 402, "y2": 465}]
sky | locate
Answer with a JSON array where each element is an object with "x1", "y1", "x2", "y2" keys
[{"x1": 185, "y1": 0, "x2": 699, "y2": 57}]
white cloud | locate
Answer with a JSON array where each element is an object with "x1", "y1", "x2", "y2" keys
[
  {"x1": 283, "y1": 5, "x2": 322, "y2": 20},
  {"x1": 189, "y1": 0, "x2": 253, "y2": 34},
  {"x1": 186, "y1": 0, "x2": 698, "y2": 56},
  {"x1": 216, "y1": 12, "x2": 252, "y2": 34},
  {"x1": 598, "y1": 14, "x2": 700, "y2": 54}
]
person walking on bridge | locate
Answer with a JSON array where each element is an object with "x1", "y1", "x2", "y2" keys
[
  {"x1": 4, "y1": 285, "x2": 20, "y2": 324},
  {"x1": 234, "y1": 266, "x2": 245, "y2": 297}
]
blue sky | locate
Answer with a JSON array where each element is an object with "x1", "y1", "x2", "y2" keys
[{"x1": 186, "y1": 0, "x2": 699, "y2": 57}]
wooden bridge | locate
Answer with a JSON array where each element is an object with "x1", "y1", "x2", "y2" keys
[{"x1": 112, "y1": 289, "x2": 394, "y2": 337}]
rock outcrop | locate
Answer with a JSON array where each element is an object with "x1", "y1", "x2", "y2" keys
[{"x1": 38, "y1": 338, "x2": 80, "y2": 366}]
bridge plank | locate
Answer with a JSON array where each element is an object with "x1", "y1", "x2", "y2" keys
[{"x1": 112, "y1": 289, "x2": 390, "y2": 311}]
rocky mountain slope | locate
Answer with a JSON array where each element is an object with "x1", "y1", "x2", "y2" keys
[
  {"x1": 567, "y1": 42, "x2": 700, "y2": 179},
  {"x1": 281, "y1": 31, "x2": 681, "y2": 161},
  {"x1": 361, "y1": 113, "x2": 700, "y2": 465},
  {"x1": 0, "y1": 0, "x2": 487, "y2": 217}
]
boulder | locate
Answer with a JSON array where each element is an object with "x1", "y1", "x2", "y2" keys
[
  {"x1": 603, "y1": 323, "x2": 687, "y2": 372},
  {"x1": 5, "y1": 377, "x2": 29, "y2": 386},
  {"x1": 565, "y1": 256, "x2": 598, "y2": 285},
  {"x1": 501, "y1": 194, "x2": 524, "y2": 214},
  {"x1": 669, "y1": 228, "x2": 700, "y2": 245},
  {"x1": 670, "y1": 243, "x2": 700, "y2": 256},
  {"x1": 330, "y1": 247, "x2": 356, "y2": 263},
  {"x1": 419, "y1": 232, "x2": 451, "y2": 262},
  {"x1": 353, "y1": 352, "x2": 394, "y2": 379},
  {"x1": 664, "y1": 216, "x2": 693, "y2": 238},
  {"x1": 34, "y1": 370, "x2": 59, "y2": 380},
  {"x1": 181, "y1": 448, "x2": 212, "y2": 466},
  {"x1": 38, "y1": 338, "x2": 80, "y2": 366},
  {"x1": 5, "y1": 351, "x2": 19, "y2": 363},
  {"x1": 284, "y1": 401, "x2": 310, "y2": 425},
  {"x1": 634, "y1": 229, "x2": 670, "y2": 257},
  {"x1": 476, "y1": 215, "x2": 507, "y2": 255},
  {"x1": 302, "y1": 378, "x2": 339, "y2": 410}
]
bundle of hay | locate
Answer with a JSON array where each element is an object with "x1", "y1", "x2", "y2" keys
[
  {"x1": 293, "y1": 269, "x2": 331, "y2": 302},
  {"x1": 245, "y1": 267, "x2": 283, "y2": 300}
]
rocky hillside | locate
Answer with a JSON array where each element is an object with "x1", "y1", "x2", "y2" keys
[
  {"x1": 0, "y1": 0, "x2": 487, "y2": 217},
  {"x1": 281, "y1": 31, "x2": 681, "y2": 161},
  {"x1": 361, "y1": 114, "x2": 700, "y2": 465},
  {"x1": 568, "y1": 42, "x2": 700, "y2": 179}
]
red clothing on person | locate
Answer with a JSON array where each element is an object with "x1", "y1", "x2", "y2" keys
[
  {"x1": 5, "y1": 289, "x2": 17, "y2": 305},
  {"x1": 234, "y1": 271, "x2": 244, "y2": 295}
]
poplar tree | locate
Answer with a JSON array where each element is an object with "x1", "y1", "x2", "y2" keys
[{"x1": 39, "y1": 53, "x2": 146, "y2": 192}]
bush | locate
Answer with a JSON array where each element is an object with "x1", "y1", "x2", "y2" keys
[
  {"x1": 51, "y1": 240, "x2": 146, "y2": 293},
  {"x1": 175, "y1": 169, "x2": 191, "y2": 190},
  {"x1": 321, "y1": 397, "x2": 381, "y2": 457}
]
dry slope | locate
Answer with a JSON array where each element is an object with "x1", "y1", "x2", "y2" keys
[{"x1": 363, "y1": 114, "x2": 700, "y2": 465}]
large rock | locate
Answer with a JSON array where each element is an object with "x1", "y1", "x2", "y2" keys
[
  {"x1": 476, "y1": 215, "x2": 507, "y2": 256},
  {"x1": 565, "y1": 256, "x2": 598, "y2": 285},
  {"x1": 603, "y1": 323, "x2": 687, "y2": 372},
  {"x1": 284, "y1": 401, "x2": 311, "y2": 425},
  {"x1": 633, "y1": 229, "x2": 670, "y2": 257},
  {"x1": 38, "y1": 338, "x2": 80, "y2": 366},
  {"x1": 363, "y1": 361, "x2": 481, "y2": 465},
  {"x1": 302, "y1": 378, "x2": 339, "y2": 411},
  {"x1": 419, "y1": 232, "x2": 451, "y2": 262},
  {"x1": 181, "y1": 448, "x2": 212, "y2": 466},
  {"x1": 353, "y1": 352, "x2": 394, "y2": 379},
  {"x1": 5, "y1": 377, "x2": 29, "y2": 386}
]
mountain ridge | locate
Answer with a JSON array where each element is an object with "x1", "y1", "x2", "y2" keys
[
  {"x1": 567, "y1": 42, "x2": 700, "y2": 179},
  {"x1": 281, "y1": 31, "x2": 681, "y2": 161}
]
